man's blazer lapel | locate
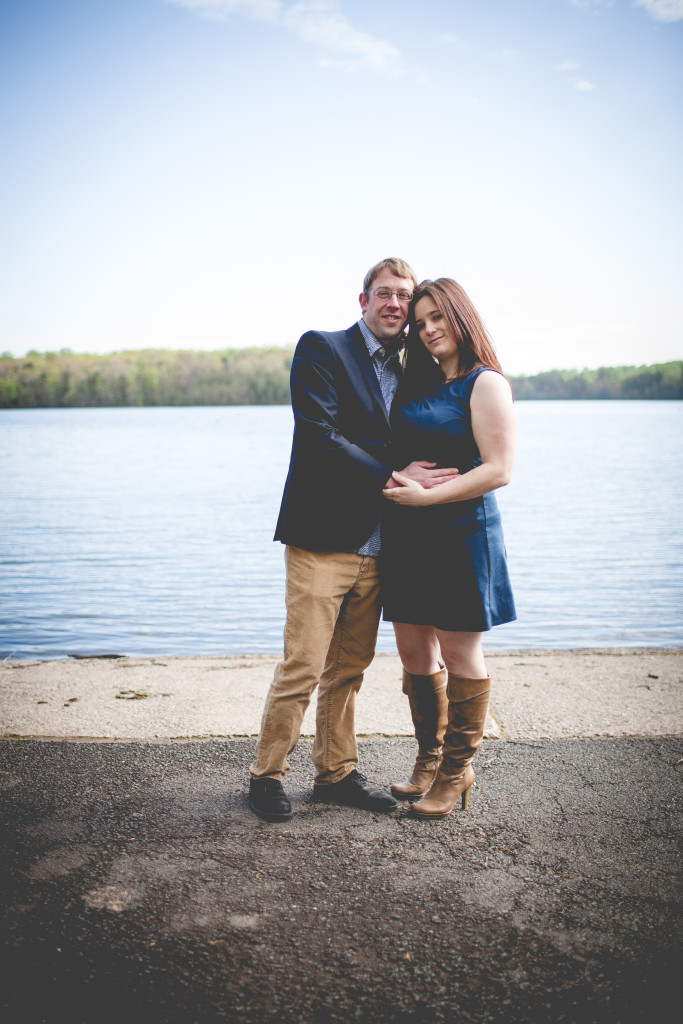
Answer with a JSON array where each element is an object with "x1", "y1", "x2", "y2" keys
[{"x1": 346, "y1": 323, "x2": 392, "y2": 428}]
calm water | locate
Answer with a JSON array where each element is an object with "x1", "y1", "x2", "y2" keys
[{"x1": 1, "y1": 403, "x2": 682, "y2": 660}]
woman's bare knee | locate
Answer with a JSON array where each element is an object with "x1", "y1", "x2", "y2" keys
[{"x1": 435, "y1": 630, "x2": 487, "y2": 678}]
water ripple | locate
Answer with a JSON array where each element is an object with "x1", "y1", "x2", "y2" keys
[{"x1": 1, "y1": 402, "x2": 681, "y2": 659}]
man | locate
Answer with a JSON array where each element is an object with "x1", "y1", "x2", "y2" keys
[{"x1": 249, "y1": 257, "x2": 457, "y2": 821}]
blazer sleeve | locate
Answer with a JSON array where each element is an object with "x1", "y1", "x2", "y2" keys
[{"x1": 290, "y1": 330, "x2": 393, "y2": 489}]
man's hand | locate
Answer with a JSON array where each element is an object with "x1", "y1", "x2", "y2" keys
[
  {"x1": 382, "y1": 472, "x2": 430, "y2": 507},
  {"x1": 384, "y1": 460, "x2": 459, "y2": 490}
]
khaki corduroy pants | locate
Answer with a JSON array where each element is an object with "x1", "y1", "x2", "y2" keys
[{"x1": 250, "y1": 545, "x2": 382, "y2": 785}]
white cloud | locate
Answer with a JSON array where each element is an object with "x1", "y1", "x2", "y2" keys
[
  {"x1": 556, "y1": 58, "x2": 595, "y2": 89},
  {"x1": 569, "y1": 0, "x2": 683, "y2": 17},
  {"x1": 167, "y1": 0, "x2": 282, "y2": 22},
  {"x1": 166, "y1": 0, "x2": 403, "y2": 77},
  {"x1": 569, "y1": 1, "x2": 614, "y2": 10},
  {"x1": 440, "y1": 33, "x2": 461, "y2": 45},
  {"x1": 488, "y1": 48, "x2": 517, "y2": 68},
  {"x1": 283, "y1": 2, "x2": 403, "y2": 77},
  {"x1": 634, "y1": 0, "x2": 683, "y2": 21}
]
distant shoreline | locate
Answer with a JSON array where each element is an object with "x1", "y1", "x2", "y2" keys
[{"x1": 1, "y1": 350, "x2": 681, "y2": 407}]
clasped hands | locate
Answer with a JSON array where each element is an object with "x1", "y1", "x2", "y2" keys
[{"x1": 383, "y1": 460, "x2": 459, "y2": 507}]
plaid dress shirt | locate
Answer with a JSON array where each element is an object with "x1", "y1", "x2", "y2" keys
[{"x1": 355, "y1": 318, "x2": 402, "y2": 557}]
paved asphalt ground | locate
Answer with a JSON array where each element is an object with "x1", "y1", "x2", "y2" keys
[{"x1": 1, "y1": 650, "x2": 682, "y2": 1024}]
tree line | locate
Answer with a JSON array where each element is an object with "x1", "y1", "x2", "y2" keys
[
  {"x1": 0, "y1": 348, "x2": 681, "y2": 408},
  {"x1": 0, "y1": 347, "x2": 292, "y2": 408},
  {"x1": 509, "y1": 361, "x2": 683, "y2": 400}
]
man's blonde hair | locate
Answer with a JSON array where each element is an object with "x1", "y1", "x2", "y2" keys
[{"x1": 363, "y1": 257, "x2": 418, "y2": 294}]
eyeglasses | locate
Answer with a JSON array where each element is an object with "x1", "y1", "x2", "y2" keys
[{"x1": 368, "y1": 288, "x2": 413, "y2": 303}]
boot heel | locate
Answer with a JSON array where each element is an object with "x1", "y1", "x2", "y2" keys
[{"x1": 461, "y1": 781, "x2": 473, "y2": 810}]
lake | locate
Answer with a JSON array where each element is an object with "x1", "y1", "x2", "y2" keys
[{"x1": 1, "y1": 402, "x2": 681, "y2": 660}]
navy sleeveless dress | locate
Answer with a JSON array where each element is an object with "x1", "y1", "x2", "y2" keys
[{"x1": 381, "y1": 367, "x2": 516, "y2": 632}]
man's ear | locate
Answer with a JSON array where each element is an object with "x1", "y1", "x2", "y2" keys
[{"x1": 359, "y1": 291, "x2": 368, "y2": 315}]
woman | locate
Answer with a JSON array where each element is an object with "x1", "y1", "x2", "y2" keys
[{"x1": 381, "y1": 278, "x2": 516, "y2": 819}]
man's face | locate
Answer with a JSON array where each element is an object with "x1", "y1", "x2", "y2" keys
[{"x1": 359, "y1": 268, "x2": 414, "y2": 345}]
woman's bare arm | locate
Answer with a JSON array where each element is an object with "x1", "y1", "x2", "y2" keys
[{"x1": 382, "y1": 372, "x2": 515, "y2": 507}]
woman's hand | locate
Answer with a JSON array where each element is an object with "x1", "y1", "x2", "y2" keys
[
  {"x1": 382, "y1": 471, "x2": 432, "y2": 506},
  {"x1": 383, "y1": 372, "x2": 515, "y2": 509}
]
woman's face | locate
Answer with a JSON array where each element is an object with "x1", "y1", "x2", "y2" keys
[{"x1": 413, "y1": 295, "x2": 459, "y2": 367}]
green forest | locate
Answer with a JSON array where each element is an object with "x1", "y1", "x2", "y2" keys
[
  {"x1": 0, "y1": 348, "x2": 681, "y2": 408},
  {"x1": 0, "y1": 347, "x2": 292, "y2": 408}
]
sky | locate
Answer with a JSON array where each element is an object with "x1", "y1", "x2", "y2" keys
[{"x1": 1, "y1": 0, "x2": 682, "y2": 375}]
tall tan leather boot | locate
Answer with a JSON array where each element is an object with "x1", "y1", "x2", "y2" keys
[
  {"x1": 391, "y1": 667, "x2": 448, "y2": 799},
  {"x1": 411, "y1": 674, "x2": 491, "y2": 819}
]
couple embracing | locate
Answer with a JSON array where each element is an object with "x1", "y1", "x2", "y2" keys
[{"x1": 249, "y1": 257, "x2": 516, "y2": 822}]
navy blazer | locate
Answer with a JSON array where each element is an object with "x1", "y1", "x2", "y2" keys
[{"x1": 274, "y1": 323, "x2": 396, "y2": 552}]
